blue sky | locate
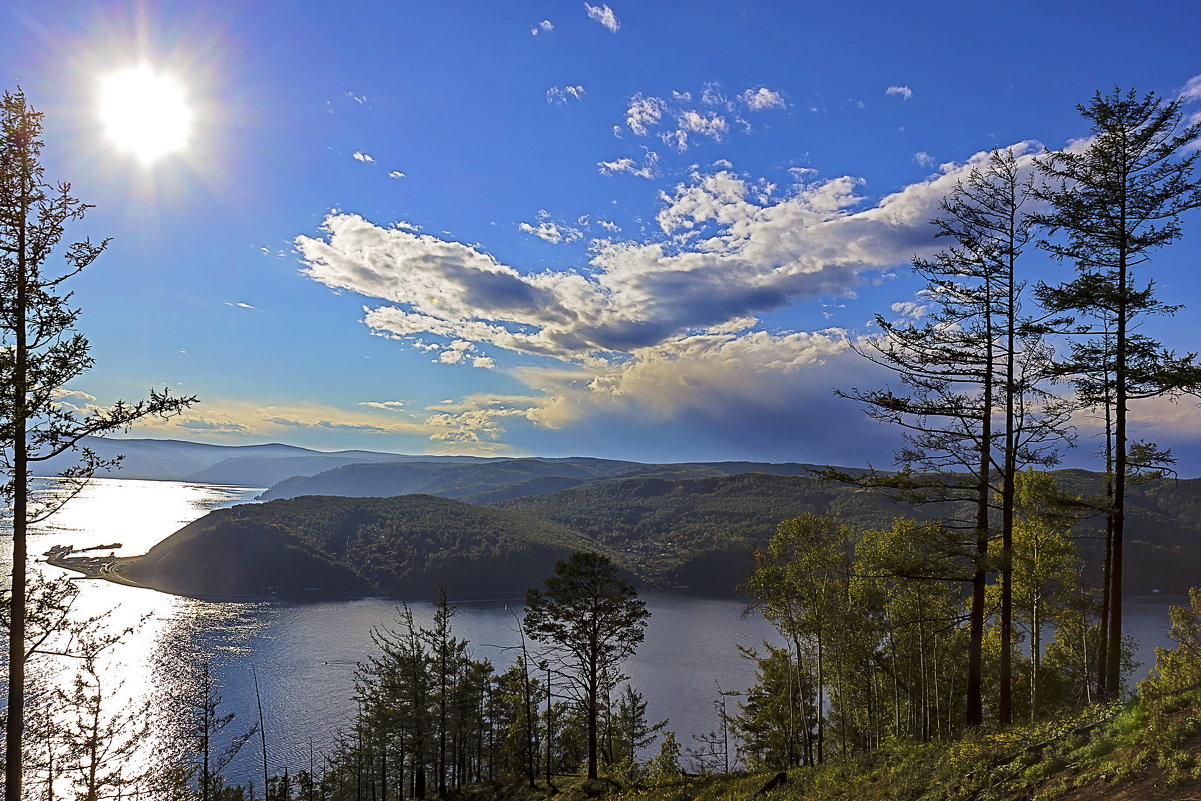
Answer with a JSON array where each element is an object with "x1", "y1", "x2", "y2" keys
[{"x1": 6, "y1": 1, "x2": 1201, "y2": 472}]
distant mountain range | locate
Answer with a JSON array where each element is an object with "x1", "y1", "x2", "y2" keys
[
  {"x1": 46, "y1": 437, "x2": 1201, "y2": 601},
  {"x1": 34, "y1": 436, "x2": 486, "y2": 486}
]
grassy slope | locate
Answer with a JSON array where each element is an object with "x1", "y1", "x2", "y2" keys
[{"x1": 464, "y1": 690, "x2": 1201, "y2": 801}]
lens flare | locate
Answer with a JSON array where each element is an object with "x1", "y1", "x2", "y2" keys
[{"x1": 98, "y1": 65, "x2": 192, "y2": 165}]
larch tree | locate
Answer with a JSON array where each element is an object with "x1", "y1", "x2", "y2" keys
[
  {"x1": 1034, "y1": 87, "x2": 1201, "y2": 699},
  {"x1": 0, "y1": 89, "x2": 193, "y2": 800},
  {"x1": 523, "y1": 551, "x2": 649, "y2": 781},
  {"x1": 837, "y1": 148, "x2": 1069, "y2": 726}
]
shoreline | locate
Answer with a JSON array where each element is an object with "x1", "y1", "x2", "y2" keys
[{"x1": 45, "y1": 554, "x2": 153, "y2": 591}]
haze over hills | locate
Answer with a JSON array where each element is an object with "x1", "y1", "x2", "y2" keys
[
  {"x1": 33, "y1": 436, "x2": 487, "y2": 484},
  {"x1": 256, "y1": 455, "x2": 830, "y2": 503}
]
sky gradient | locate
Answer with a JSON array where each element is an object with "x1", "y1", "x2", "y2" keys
[{"x1": 5, "y1": 1, "x2": 1201, "y2": 472}]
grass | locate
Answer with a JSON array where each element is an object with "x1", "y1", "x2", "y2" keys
[{"x1": 478, "y1": 688, "x2": 1201, "y2": 801}]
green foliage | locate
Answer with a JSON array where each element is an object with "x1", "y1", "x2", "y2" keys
[{"x1": 525, "y1": 552, "x2": 651, "y2": 780}]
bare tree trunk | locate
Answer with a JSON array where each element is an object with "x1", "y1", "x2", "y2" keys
[{"x1": 5, "y1": 155, "x2": 29, "y2": 801}]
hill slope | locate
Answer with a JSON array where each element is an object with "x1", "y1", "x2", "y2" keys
[
  {"x1": 120, "y1": 464, "x2": 1201, "y2": 600},
  {"x1": 123, "y1": 494, "x2": 600, "y2": 599}
]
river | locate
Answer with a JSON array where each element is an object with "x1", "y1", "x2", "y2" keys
[{"x1": 0, "y1": 477, "x2": 1183, "y2": 787}]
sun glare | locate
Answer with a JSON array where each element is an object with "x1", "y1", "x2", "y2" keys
[{"x1": 98, "y1": 65, "x2": 192, "y2": 165}]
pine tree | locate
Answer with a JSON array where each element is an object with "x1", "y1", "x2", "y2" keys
[
  {"x1": 523, "y1": 552, "x2": 650, "y2": 780},
  {"x1": 0, "y1": 88, "x2": 194, "y2": 800},
  {"x1": 1035, "y1": 87, "x2": 1201, "y2": 698},
  {"x1": 836, "y1": 148, "x2": 1070, "y2": 725}
]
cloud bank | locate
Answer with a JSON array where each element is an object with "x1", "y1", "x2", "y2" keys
[{"x1": 295, "y1": 142, "x2": 1043, "y2": 449}]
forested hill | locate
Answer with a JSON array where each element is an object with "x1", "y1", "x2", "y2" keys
[
  {"x1": 256, "y1": 456, "x2": 824, "y2": 501},
  {"x1": 493, "y1": 473, "x2": 919, "y2": 589},
  {"x1": 122, "y1": 494, "x2": 598, "y2": 599},
  {"x1": 120, "y1": 468, "x2": 1201, "y2": 600}
]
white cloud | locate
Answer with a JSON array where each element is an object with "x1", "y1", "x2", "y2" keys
[
  {"x1": 672, "y1": 90, "x2": 693, "y2": 102},
  {"x1": 584, "y1": 3, "x2": 620, "y2": 32},
  {"x1": 297, "y1": 141, "x2": 1043, "y2": 446},
  {"x1": 388, "y1": 170, "x2": 406, "y2": 179},
  {"x1": 346, "y1": 92, "x2": 367, "y2": 105},
  {"x1": 520, "y1": 329, "x2": 851, "y2": 428},
  {"x1": 432, "y1": 339, "x2": 494, "y2": 368},
  {"x1": 913, "y1": 151, "x2": 935, "y2": 167},
  {"x1": 597, "y1": 150, "x2": 660, "y2": 179},
  {"x1": 547, "y1": 85, "x2": 586, "y2": 105},
  {"x1": 890, "y1": 300, "x2": 928, "y2": 321},
  {"x1": 129, "y1": 398, "x2": 438, "y2": 439},
  {"x1": 51, "y1": 388, "x2": 100, "y2": 414},
  {"x1": 626, "y1": 94, "x2": 665, "y2": 136},
  {"x1": 886, "y1": 85, "x2": 913, "y2": 101},
  {"x1": 225, "y1": 301, "x2": 255, "y2": 309},
  {"x1": 358, "y1": 400, "x2": 407, "y2": 410},
  {"x1": 664, "y1": 110, "x2": 728, "y2": 151},
  {"x1": 1182, "y1": 74, "x2": 1201, "y2": 102},
  {"x1": 518, "y1": 220, "x2": 583, "y2": 244},
  {"x1": 353, "y1": 151, "x2": 375, "y2": 163},
  {"x1": 531, "y1": 19, "x2": 554, "y2": 35},
  {"x1": 701, "y1": 82, "x2": 731, "y2": 109},
  {"x1": 741, "y1": 87, "x2": 785, "y2": 111}
]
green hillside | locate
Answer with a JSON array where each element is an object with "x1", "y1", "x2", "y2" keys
[
  {"x1": 257, "y1": 457, "x2": 640, "y2": 501},
  {"x1": 493, "y1": 473, "x2": 920, "y2": 588},
  {"x1": 123, "y1": 494, "x2": 602, "y2": 599},
  {"x1": 255, "y1": 455, "x2": 823, "y2": 502},
  {"x1": 122, "y1": 515, "x2": 372, "y2": 599},
  {"x1": 122, "y1": 467, "x2": 1201, "y2": 601}
]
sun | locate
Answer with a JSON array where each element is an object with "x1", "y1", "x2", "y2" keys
[{"x1": 97, "y1": 65, "x2": 192, "y2": 165}]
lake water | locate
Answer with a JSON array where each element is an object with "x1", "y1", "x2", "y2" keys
[{"x1": 0, "y1": 477, "x2": 1183, "y2": 787}]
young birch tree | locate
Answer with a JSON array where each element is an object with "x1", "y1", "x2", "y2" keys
[{"x1": 838, "y1": 148, "x2": 1069, "y2": 726}]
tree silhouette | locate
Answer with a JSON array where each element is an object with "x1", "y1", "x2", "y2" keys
[
  {"x1": 1035, "y1": 87, "x2": 1201, "y2": 698},
  {"x1": 0, "y1": 88, "x2": 194, "y2": 799},
  {"x1": 523, "y1": 552, "x2": 649, "y2": 780}
]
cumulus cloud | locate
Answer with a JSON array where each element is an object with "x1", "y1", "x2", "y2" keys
[
  {"x1": 1181, "y1": 74, "x2": 1201, "y2": 102},
  {"x1": 297, "y1": 141, "x2": 1043, "y2": 447},
  {"x1": 664, "y1": 110, "x2": 728, "y2": 151},
  {"x1": 584, "y1": 3, "x2": 620, "y2": 32},
  {"x1": 50, "y1": 388, "x2": 100, "y2": 415},
  {"x1": 547, "y1": 85, "x2": 586, "y2": 105},
  {"x1": 622, "y1": 84, "x2": 770, "y2": 147},
  {"x1": 886, "y1": 85, "x2": 913, "y2": 101},
  {"x1": 388, "y1": 170, "x2": 406, "y2": 179},
  {"x1": 531, "y1": 19, "x2": 554, "y2": 35},
  {"x1": 626, "y1": 93, "x2": 666, "y2": 136},
  {"x1": 913, "y1": 151, "x2": 935, "y2": 167},
  {"x1": 518, "y1": 220, "x2": 583, "y2": 243},
  {"x1": 353, "y1": 151, "x2": 375, "y2": 163},
  {"x1": 597, "y1": 150, "x2": 660, "y2": 179},
  {"x1": 890, "y1": 300, "x2": 928, "y2": 321},
  {"x1": 741, "y1": 86, "x2": 785, "y2": 111}
]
